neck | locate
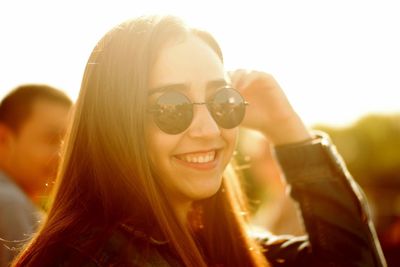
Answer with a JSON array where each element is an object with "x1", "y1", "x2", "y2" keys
[
  {"x1": 173, "y1": 200, "x2": 193, "y2": 227},
  {"x1": 30, "y1": 192, "x2": 49, "y2": 209},
  {"x1": 15, "y1": 180, "x2": 49, "y2": 209}
]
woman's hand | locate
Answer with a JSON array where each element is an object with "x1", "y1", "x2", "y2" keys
[{"x1": 229, "y1": 69, "x2": 314, "y2": 145}]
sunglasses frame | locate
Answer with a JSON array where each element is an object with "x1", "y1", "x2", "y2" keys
[{"x1": 148, "y1": 86, "x2": 249, "y2": 134}]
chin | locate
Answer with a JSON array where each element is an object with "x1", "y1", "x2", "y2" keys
[{"x1": 188, "y1": 183, "x2": 222, "y2": 201}]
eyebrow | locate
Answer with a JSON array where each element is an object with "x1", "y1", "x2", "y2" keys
[
  {"x1": 207, "y1": 79, "x2": 228, "y2": 90},
  {"x1": 148, "y1": 79, "x2": 228, "y2": 96}
]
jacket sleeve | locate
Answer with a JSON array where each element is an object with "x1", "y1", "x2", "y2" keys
[{"x1": 260, "y1": 132, "x2": 387, "y2": 267}]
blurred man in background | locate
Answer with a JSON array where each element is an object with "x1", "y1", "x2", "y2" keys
[{"x1": 0, "y1": 84, "x2": 72, "y2": 266}]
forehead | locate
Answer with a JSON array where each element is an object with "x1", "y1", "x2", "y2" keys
[{"x1": 149, "y1": 35, "x2": 225, "y2": 90}]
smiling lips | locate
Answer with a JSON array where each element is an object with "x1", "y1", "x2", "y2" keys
[{"x1": 175, "y1": 150, "x2": 216, "y2": 163}]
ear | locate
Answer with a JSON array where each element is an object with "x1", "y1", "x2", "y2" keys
[{"x1": 0, "y1": 123, "x2": 13, "y2": 147}]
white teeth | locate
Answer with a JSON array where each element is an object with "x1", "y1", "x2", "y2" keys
[{"x1": 178, "y1": 151, "x2": 216, "y2": 163}]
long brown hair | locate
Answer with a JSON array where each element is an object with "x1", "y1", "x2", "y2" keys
[{"x1": 13, "y1": 15, "x2": 270, "y2": 267}]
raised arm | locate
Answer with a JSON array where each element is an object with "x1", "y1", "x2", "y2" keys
[{"x1": 231, "y1": 70, "x2": 387, "y2": 267}]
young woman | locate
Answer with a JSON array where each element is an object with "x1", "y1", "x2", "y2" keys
[{"x1": 12, "y1": 15, "x2": 386, "y2": 267}]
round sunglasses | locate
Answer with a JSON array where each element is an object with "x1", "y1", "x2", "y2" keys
[{"x1": 148, "y1": 87, "x2": 248, "y2": 134}]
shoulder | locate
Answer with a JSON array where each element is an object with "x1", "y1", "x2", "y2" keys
[
  {"x1": 0, "y1": 176, "x2": 40, "y2": 241},
  {"x1": 0, "y1": 173, "x2": 34, "y2": 210},
  {"x1": 0, "y1": 174, "x2": 22, "y2": 201},
  {"x1": 22, "y1": 243, "x2": 100, "y2": 267},
  {"x1": 22, "y1": 225, "x2": 178, "y2": 267},
  {"x1": 42, "y1": 226, "x2": 158, "y2": 267}
]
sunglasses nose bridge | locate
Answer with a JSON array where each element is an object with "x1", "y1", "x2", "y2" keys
[
  {"x1": 188, "y1": 102, "x2": 220, "y2": 137},
  {"x1": 192, "y1": 102, "x2": 215, "y2": 121}
]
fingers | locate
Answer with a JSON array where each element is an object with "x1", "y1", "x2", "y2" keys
[
  {"x1": 228, "y1": 69, "x2": 249, "y2": 89},
  {"x1": 228, "y1": 69, "x2": 276, "y2": 91}
]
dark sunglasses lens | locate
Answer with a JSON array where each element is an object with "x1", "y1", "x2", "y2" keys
[
  {"x1": 153, "y1": 91, "x2": 193, "y2": 134},
  {"x1": 208, "y1": 88, "x2": 246, "y2": 129}
]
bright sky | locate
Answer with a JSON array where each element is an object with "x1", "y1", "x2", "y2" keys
[{"x1": 1, "y1": 0, "x2": 399, "y2": 127}]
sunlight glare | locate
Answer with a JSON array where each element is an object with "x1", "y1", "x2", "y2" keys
[{"x1": 1, "y1": 0, "x2": 399, "y2": 126}]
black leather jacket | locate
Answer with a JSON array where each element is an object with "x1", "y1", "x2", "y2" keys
[
  {"x1": 38, "y1": 133, "x2": 387, "y2": 267},
  {"x1": 261, "y1": 132, "x2": 386, "y2": 267}
]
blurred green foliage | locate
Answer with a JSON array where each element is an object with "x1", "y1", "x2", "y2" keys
[{"x1": 314, "y1": 113, "x2": 400, "y2": 187}]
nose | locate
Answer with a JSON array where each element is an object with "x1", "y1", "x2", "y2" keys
[{"x1": 187, "y1": 104, "x2": 221, "y2": 138}]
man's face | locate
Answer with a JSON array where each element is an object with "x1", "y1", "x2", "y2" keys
[{"x1": 4, "y1": 99, "x2": 70, "y2": 197}]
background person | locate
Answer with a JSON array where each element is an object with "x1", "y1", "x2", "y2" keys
[{"x1": 0, "y1": 84, "x2": 72, "y2": 266}]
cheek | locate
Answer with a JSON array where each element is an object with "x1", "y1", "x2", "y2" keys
[
  {"x1": 14, "y1": 138, "x2": 38, "y2": 159},
  {"x1": 147, "y1": 123, "x2": 178, "y2": 164},
  {"x1": 219, "y1": 128, "x2": 239, "y2": 170},
  {"x1": 224, "y1": 128, "x2": 239, "y2": 154},
  {"x1": 29, "y1": 141, "x2": 54, "y2": 160},
  {"x1": 148, "y1": 121, "x2": 163, "y2": 148},
  {"x1": 146, "y1": 118, "x2": 161, "y2": 151}
]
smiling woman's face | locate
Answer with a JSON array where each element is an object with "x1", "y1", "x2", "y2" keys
[{"x1": 147, "y1": 35, "x2": 238, "y2": 210}]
